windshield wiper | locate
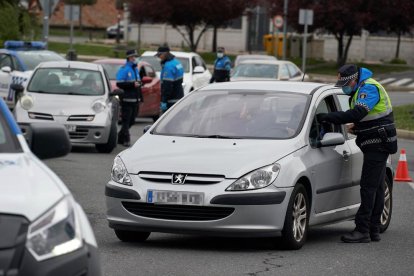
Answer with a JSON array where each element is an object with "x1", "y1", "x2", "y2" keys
[
  {"x1": 66, "y1": 91, "x2": 86, "y2": 95},
  {"x1": 28, "y1": 90, "x2": 48, "y2": 93},
  {"x1": 196, "y1": 134, "x2": 241, "y2": 139}
]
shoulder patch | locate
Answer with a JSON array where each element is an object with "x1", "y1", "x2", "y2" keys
[
  {"x1": 359, "y1": 93, "x2": 367, "y2": 99},
  {"x1": 128, "y1": 72, "x2": 131, "y2": 77}
]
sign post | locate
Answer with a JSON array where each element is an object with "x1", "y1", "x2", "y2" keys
[
  {"x1": 272, "y1": 15, "x2": 283, "y2": 58},
  {"x1": 40, "y1": 0, "x2": 60, "y2": 46},
  {"x1": 299, "y1": 9, "x2": 313, "y2": 73},
  {"x1": 64, "y1": 5, "x2": 80, "y2": 51}
]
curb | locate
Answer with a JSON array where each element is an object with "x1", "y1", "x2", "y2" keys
[{"x1": 397, "y1": 129, "x2": 414, "y2": 140}]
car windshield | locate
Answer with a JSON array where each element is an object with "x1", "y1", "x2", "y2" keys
[
  {"x1": 100, "y1": 63, "x2": 122, "y2": 80},
  {"x1": 153, "y1": 90, "x2": 309, "y2": 139},
  {"x1": 138, "y1": 56, "x2": 190, "y2": 73},
  {"x1": 0, "y1": 106, "x2": 21, "y2": 153},
  {"x1": 27, "y1": 68, "x2": 105, "y2": 96},
  {"x1": 16, "y1": 51, "x2": 65, "y2": 71},
  {"x1": 232, "y1": 64, "x2": 279, "y2": 79}
]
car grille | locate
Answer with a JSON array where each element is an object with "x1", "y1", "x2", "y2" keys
[
  {"x1": 122, "y1": 202, "x2": 234, "y2": 221},
  {"x1": 138, "y1": 172, "x2": 225, "y2": 185},
  {"x1": 28, "y1": 112, "x2": 54, "y2": 120},
  {"x1": 67, "y1": 115, "x2": 95, "y2": 122},
  {"x1": 69, "y1": 126, "x2": 89, "y2": 139},
  {"x1": 0, "y1": 215, "x2": 29, "y2": 275}
]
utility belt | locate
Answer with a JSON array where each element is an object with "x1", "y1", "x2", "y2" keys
[
  {"x1": 355, "y1": 123, "x2": 397, "y2": 154},
  {"x1": 123, "y1": 98, "x2": 138, "y2": 103}
]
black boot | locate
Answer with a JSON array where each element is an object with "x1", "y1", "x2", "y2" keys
[{"x1": 341, "y1": 230, "x2": 370, "y2": 243}]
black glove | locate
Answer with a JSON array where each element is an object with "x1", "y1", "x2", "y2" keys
[{"x1": 316, "y1": 113, "x2": 330, "y2": 124}]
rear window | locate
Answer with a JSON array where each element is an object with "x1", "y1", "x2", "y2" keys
[{"x1": 16, "y1": 51, "x2": 65, "y2": 71}]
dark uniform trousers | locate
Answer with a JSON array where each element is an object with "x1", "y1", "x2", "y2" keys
[
  {"x1": 118, "y1": 101, "x2": 138, "y2": 143},
  {"x1": 355, "y1": 151, "x2": 388, "y2": 233}
]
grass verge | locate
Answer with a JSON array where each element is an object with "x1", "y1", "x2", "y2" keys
[{"x1": 394, "y1": 104, "x2": 414, "y2": 131}]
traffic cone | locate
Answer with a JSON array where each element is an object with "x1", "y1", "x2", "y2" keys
[{"x1": 394, "y1": 149, "x2": 412, "y2": 182}]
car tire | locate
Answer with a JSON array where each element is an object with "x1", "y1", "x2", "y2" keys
[
  {"x1": 379, "y1": 176, "x2": 393, "y2": 233},
  {"x1": 114, "y1": 229, "x2": 150, "y2": 242},
  {"x1": 95, "y1": 121, "x2": 117, "y2": 153},
  {"x1": 281, "y1": 183, "x2": 309, "y2": 250}
]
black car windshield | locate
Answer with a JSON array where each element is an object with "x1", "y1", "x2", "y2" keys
[
  {"x1": 27, "y1": 68, "x2": 105, "y2": 96},
  {"x1": 153, "y1": 90, "x2": 310, "y2": 139},
  {"x1": 16, "y1": 51, "x2": 65, "y2": 71},
  {"x1": 232, "y1": 64, "x2": 279, "y2": 79}
]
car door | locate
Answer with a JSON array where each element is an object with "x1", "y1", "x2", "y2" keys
[
  {"x1": 195, "y1": 55, "x2": 211, "y2": 87},
  {"x1": 286, "y1": 63, "x2": 303, "y2": 81},
  {"x1": 0, "y1": 54, "x2": 13, "y2": 103},
  {"x1": 305, "y1": 92, "x2": 355, "y2": 214}
]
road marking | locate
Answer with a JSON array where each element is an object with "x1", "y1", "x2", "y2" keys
[
  {"x1": 407, "y1": 82, "x2": 414, "y2": 88},
  {"x1": 409, "y1": 182, "x2": 414, "y2": 191},
  {"x1": 389, "y1": 78, "x2": 412, "y2": 86},
  {"x1": 379, "y1": 78, "x2": 396, "y2": 84}
]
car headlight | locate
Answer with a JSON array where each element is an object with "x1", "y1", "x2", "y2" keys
[
  {"x1": 20, "y1": 94, "x2": 34, "y2": 110},
  {"x1": 111, "y1": 156, "x2": 132, "y2": 186},
  {"x1": 26, "y1": 196, "x2": 82, "y2": 261},
  {"x1": 91, "y1": 99, "x2": 106, "y2": 113},
  {"x1": 226, "y1": 164, "x2": 281, "y2": 191}
]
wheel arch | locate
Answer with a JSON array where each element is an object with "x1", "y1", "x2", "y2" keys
[
  {"x1": 297, "y1": 176, "x2": 312, "y2": 209},
  {"x1": 386, "y1": 167, "x2": 393, "y2": 188}
]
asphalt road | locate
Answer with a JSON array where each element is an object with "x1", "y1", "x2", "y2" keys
[
  {"x1": 44, "y1": 121, "x2": 414, "y2": 276},
  {"x1": 388, "y1": 91, "x2": 414, "y2": 106}
]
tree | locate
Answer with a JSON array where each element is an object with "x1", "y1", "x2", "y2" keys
[{"x1": 64, "y1": 0, "x2": 97, "y2": 31}]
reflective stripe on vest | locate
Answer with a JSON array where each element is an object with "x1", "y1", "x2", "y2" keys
[{"x1": 350, "y1": 78, "x2": 392, "y2": 122}]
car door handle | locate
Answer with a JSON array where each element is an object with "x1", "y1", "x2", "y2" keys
[{"x1": 343, "y1": 150, "x2": 350, "y2": 161}]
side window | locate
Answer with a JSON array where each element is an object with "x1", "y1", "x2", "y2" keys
[
  {"x1": 144, "y1": 65, "x2": 156, "y2": 78},
  {"x1": 191, "y1": 57, "x2": 197, "y2": 71},
  {"x1": 279, "y1": 64, "x2": 289, "y2": 79},
  {"x1": 103, "y1": 69, "x2": 112, "y2": 93},
  {"x1": 139, "y1": 66, "x2": 146, "y2": 79},
  {"x1": 287, "y1": 64, "x2": 301, "y2": 78},
  {"x1": 0, "y1": 54, "x2": 13, "y2": 70},
  {"x1": 337, "y1": 94, "x2": 351, "y2": 111},
  {"x1": 309, "y1": 95, "x2": 342, "y2": 147},
  {"x1": 195, "y1": 56, "x2": 206, "y2": 69}
]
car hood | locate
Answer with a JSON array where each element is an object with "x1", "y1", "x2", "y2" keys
[
  {"x1": 120, "y1": 134, "x2": 302, "y2": 178},
  {"x1": 0, "y1": 154, "x2": 64, "y2": 222},
  {"x1": 24, "y1": 92, "x2": 105, "y2": 116}
]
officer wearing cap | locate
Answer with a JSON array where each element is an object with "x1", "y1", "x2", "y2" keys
[
  {"x1": 210, "y1": 47, "x2": 232, "y2": 83},
  {"x1": 318, "y1": 64, "x2": 397, "y2": 243},
  {"x1": 155, "y1": 45, "x2": 184, "y2": 112},
  {"x1": 116, "y1": 49, "x2": 142, "y2": 147}
]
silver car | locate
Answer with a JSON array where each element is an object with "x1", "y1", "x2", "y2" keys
[
  {"x1": 14, "y1": 61, "x2": 121, "y2": 153},
  {"x1": 106, "y1": 81, "x2": 393, "y2": 249}
]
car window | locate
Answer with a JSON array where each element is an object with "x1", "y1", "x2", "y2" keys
[
  {"x1": 337, "y1": 94, "x2": 351, "y2": 111},
  {"x1": 0, "y1": 105, "x2": 22, "y2": 153},
  {"x1": 137, "y1": 56, "x2": 162, "y2": 71},
  {"x1": 102, "y1": 69, "x2": 112, "y2": 92},
  {"x1": 194, "y1": 56, "x2": 206, "y2": 69},
  {"x1": 175, "y1": 57, "x2": 189, "y2": 73},
  {"x1": 279, "y1": 64, "x2": 290, "y2": 79},
  {"x1": 153, "y1": 90, "x2": 310, "y2": 139},
  {"x1": 100, "y1": 63, "x2": 122, "y2": 80},
  {"x1": 191, "y1": 57, "x2": 197, "y2": 71},
  {"x1": 11, "y1": 55, "x2": 22, "y2": 71},
  {"x1": 232, "y1": 64, "x2": 278, "y2": 79},
  {"x1": 309, "y1": 95, "x2": 342, "y2": 147},
  {"x1": 0, "y1": 54, "x2": 13, "y2": 70},
  {"x1": 144, "y1": 65, "x2": 156, "y2": 78},
  {"x1": 287, "y1": 63, "x2": 301, "y2": 78},
  {"x1": 15, "y1": 51, "x2": 65, "y2": 71},
  {"x1": 27, "y1": 68, "x2": 105, "y2": 96}
]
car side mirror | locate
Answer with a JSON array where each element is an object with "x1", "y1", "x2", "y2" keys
[
  {"x1": 193, "y1": 66, "x2": 205, "y2": 74},
  {"x1": 1, "y1": 66, "x2": 11, "y2": 74},
  {"x1": 318, "y1": 132, "x2": 345, "y2": 148},
  {"x1": 10, "y1": 83, "x2": 24, "y2": 94},
  {"x1": 24, "y1": 123, "x2": 72, "y2": 159},
  {"x1": 143, "y1": 125, "x2": 152, "y2": 134},
  {"x1": 142, "y1": 76, "x2": 153, "y2": 84},
  {"x1": 110, "y1": 89, "x2": 124, "y2": 97}
]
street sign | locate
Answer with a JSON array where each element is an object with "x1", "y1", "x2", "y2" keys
[
  {"x1": 273, "y1": 15, "x2": 284, "y2": 29},
  {"x1": 39, "y1": 0, "x2": 60, "y2": 15},
  {"x1": 64, "y1": 5, "x2": 80, "y2": 21},
  {"x1": 299, "y1": 9, "x2": 313, "y2": 25}
]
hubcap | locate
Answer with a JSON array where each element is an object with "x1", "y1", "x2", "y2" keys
[
  {"x1": 292, "y1": 192, "x2": 307, "y2": 242},
  {"x1": 381, "y1": 183, "x2": 391, "y2": 225}
]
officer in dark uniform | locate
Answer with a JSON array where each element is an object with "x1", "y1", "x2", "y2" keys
[
  {"x1": 155, "y1": 45, "x2": 184, "y2": 112},
  {"x1": 116, "y1": 49, "x2": 142, "y2": 147},
  {"x1": 318, "y1": 64, "x2": 397, "y2": 243},
  {"x1": 210, "y1": 47, "x2": 232, "y2": 83}
]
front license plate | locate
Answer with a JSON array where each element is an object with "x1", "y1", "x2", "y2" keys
[
  {"x1": 147, "y1": 190, "x2": 204, "y2": 205},
  {"x1": 65, "y1": 125, "x2": 77, "y2": 132}
]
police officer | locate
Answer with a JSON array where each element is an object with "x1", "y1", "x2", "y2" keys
[
  {"x1": 155, "y1": 45, "x2": 184, "y2": 112},
  {"x1": 317, "y1": 64, "x2": 397, "y2": 243},
  {"x1": 210, "y1": 47, "x2": 232, "y2": 83},
  {"x1": 116, "y1": 49, "x2": 142, "y2": 147}
]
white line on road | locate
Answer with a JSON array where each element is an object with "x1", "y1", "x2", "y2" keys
[
  {"x1": 409, "y1": 182, "x2": 414, "y2": 191},
  {"x1": 380, "y1": 78, "x2": 396, "y2": 84},
  {"x1": 408, "y1": 82, "x2": 414, "y2": 88},
  {"x1": 389, "y1": 78, "x2": 412, "y2": 86}
]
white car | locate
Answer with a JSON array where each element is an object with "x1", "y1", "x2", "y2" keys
[
  {"x1": 234, "y1": 54, "x2": 277, "y2": 67},
  {"x1": 0, "y1": 98, "x2": 101, "y2": 275},
  {"x1": 231, "y1": 60, "x2": 309, "y2": 82},
  {"x1": 140, "y1": 51, "x2": 211, "y2": 94},
  {"x1": 14, "y1": 61, "x2": 122, "y2": 153}
]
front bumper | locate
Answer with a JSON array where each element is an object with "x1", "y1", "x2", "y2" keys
[{"x1": 106, "y1": 179, "x2": 293, "y2": 237}]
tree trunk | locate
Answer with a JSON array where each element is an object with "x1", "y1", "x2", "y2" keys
[
  {"x1": 395, "y1": 30, "x2": 401, "y2": 59},
  {"x1": 335, "y1": 32, "x2": 354, "y2": 67},
  {"x1": 212, "y1": 25, "x2": 217, "y2": 52}
]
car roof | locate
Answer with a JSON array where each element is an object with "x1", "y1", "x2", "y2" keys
[
  {"x1": 93, "y1": 58, "x2": 124, "y2": 64},
  {"x1": 142, "y1": 51, "x2": 197, "y2": 58},
  {"x1": 199, "y1": 80, "x2": 333, "y2": 95},
  {"x1": 237, "y1": 59, "x2": 291, "y2": 65},
  {"x1": 236, "y1": 54, "x2": 277, "y2": 59},
  {"x1": 37, "y1": 61, "x2": 102, "y2": 70}
]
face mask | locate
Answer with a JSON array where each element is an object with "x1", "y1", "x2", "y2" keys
[
  {"x1": 342, "y1": 85, "x2": 353, "y2": 95},
  {"x1": 217, "y1": 53, "x2": 224, "y2": 58}
]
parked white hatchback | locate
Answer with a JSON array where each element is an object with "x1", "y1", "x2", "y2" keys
[
  {"x1": 14, "y1": 61, "x2": 121, "y2": 153},
  {"x1": 140, "y1": 51, "x2": 211, "y2": 94},
  {"x1": 0, "y1": 98, "x2": 101, "y2": 275}
]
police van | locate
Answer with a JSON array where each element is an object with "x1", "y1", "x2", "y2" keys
[{"x1": 0, "y1": 41, "x2": 65, "y2": 109}]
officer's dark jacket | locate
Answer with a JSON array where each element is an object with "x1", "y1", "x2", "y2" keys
[
  {"x1": 116, "y1": 61, "x2": 142, "y2": 102},
  {"x1": 160, "y1": 54, "x2": 184, "y2": 103},
  {"x1": 211, "y1": 55, "x2": 231, "y2": 82},
  {"x1": 321, "y1": 68, "x2": 397, "y2": 154}
]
